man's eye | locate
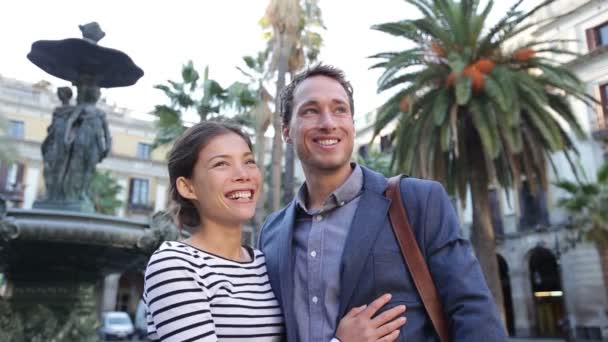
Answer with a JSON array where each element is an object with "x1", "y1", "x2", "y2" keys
[
  {"x1": 302, "y1": 108, "x2": 317, "y2": 115},
  {"x1": 336, "y1": 107, "x2": 348, "y2": 113},
  {"x1": 246, "y1": 159, "x2": 257, "y2": 165}
]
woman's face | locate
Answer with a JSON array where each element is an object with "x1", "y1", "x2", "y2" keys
[{"x1": 178, "y1": 132, "x2": 261, "y2": 227}]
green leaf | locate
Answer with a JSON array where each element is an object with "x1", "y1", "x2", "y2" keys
[
  {"x1": 455, "y1": 75, "x2": 472, "y2": 105},
  {"x1": 447, "y1": 52, "x2": 466, "y2": 73},
  {"x1": 469, "y1": 99, "x2": 500, "y2": 159},
  {"x1": 484, "y1": 75, "x2": 508, "y2": 113},
  {"x1": 432, "y1": 89, "x2": 450, "y2": 126},
  {"x1": 599, "y1": 163, "x2": 608, "y2": 184}
]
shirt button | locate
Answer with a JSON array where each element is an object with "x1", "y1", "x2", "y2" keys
[
  {"x1": 312, "y1": 296, "x2": 318, "y2": 304},
  {"x1": 310, "y1": 251, "x2": 317, "y2": 258},
  {"x1": 339, "y1": 201, "x2": 345, "y2": 206},
  {"x1": 315, "y1": 215, "x2": 322, "y2": 222}
]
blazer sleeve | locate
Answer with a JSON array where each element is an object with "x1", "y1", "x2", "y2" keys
[{"x1": 415, "y1": 181, "x2": 508, "y2": 341}]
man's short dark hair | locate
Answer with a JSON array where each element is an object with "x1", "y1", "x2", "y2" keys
[{"x1": 279, "y1": 64, "x2": 354, "y2": 126}]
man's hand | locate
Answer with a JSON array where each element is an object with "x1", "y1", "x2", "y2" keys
[{"x1": 335, "y1": 294, "x2": 407, "y2": 342}]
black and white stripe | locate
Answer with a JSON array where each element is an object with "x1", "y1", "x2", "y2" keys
[{"x1": 144, "y1": 241, "x2": 284, "y2": 341}]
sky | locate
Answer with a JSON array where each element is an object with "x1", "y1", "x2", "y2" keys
[{"x1": 1, "y1": 0, "x2": 527, "y2": 122}]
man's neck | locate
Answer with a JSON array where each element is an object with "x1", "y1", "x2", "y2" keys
[{"x1": 303, "y1": 163, "x2": 353, "y2": 210}]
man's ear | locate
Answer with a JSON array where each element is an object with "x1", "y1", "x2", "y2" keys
[
  {"x1": 282, "y1": 124, "x2": 292, "y2": 144},
  {"x1": 176, "y1": 177, "x2": 197, "y2": 201}
]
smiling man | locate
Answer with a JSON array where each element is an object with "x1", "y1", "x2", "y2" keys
[{"x1": 258, "y1": 64, "x2": 507, "y2": 342}]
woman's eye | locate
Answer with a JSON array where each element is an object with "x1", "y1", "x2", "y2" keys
[
  {"x1": 214, "y1": 161, "x2": 228, "y2": 167},
  {"x1": 336, "y1": 106, "x2": 347, "y2": 113},
  {"x1": 246, "y1": 159, "x2": 257, "y2": 165},
  {"x1": 302, "y1": 108, "x2": 317, "y2": 115}
]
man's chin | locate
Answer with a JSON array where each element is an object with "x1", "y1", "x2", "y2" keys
[{"x1": 306, "y1": 159, "x2": 351, "y2": 173}]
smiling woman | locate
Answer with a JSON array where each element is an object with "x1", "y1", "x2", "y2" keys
[{"x1": 142, "y1": 121, "x2": 284, "y2": 342}]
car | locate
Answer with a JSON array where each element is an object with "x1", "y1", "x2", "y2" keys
[{"x1": 98, "y1": 311, "x2": 135, "y2": 341}]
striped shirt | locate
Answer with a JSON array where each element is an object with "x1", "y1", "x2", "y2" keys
[{"x1": 143, "y1": 241, "x2": 284, "y2": 342}]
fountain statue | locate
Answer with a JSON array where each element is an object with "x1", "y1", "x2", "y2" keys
[
  {"x1": 0, "y1": 23, "x2": 178, "y2": 341},
  {"x1": 31, "y1": 22, "x2": 143, "y2": 212}
]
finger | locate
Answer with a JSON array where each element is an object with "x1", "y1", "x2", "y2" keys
[
  {"x1": 361, "y1": 293, "x2": 392, "y2": 318},
  {"x1": 345, "y1": 304, "x2": 367, "y2": 318},
  {"x1": 375, "y1": 316, "x2": 407, "y2": 338},
  {"x1": 376, "y1": 329, "x2": 400, "y2": 342},
  {"x1": 371, "y1": 305, "x2": 406, "y2": 328}
]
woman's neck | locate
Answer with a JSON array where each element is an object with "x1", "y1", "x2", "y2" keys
[{"x1": 186, "y1": 220, "x2": 248, "y2": 262}]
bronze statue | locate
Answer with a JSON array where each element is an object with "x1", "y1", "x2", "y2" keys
[
  {"x1": 41, "y1": 87, "x2": 73, "y2": 200},
  {"x1": 29, "y1": 22, "x2": 143, "y2": 212},
  {"x1": 62, "y1": 82, "x2": 112, "y2": 202}
]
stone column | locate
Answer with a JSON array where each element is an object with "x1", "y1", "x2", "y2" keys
[
  {"x1": 510, "y1": 256, "x2": 535, "y2": 336},
  {"x1": 101, "y1": 273, "x2": 121, "y2": 312},
  {"x1": 117, "y1": 178, "x2": 128, "y2": 217},
  {"x1": 154, "y1": 183, "x2": 167, "y2": 212},
  {"x1": 22, "y1": 166, "x2": 40, "y2": 209}
]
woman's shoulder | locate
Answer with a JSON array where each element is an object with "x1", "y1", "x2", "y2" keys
[{"x1": 146, "y1": 241, "x2": 204, "y2": 268}]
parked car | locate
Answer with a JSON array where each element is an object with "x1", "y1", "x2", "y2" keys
[{"x1": 98, "y1": 311, "x2": 135, "y2": 341}]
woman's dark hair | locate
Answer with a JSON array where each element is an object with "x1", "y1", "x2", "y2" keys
[{"x1": 167, "y1": 121, "x2": 253, "y2": 228}]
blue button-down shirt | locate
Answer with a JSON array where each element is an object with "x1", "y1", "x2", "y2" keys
[{"x1": 293, "y1": 164, "x2": 363, "y2": 342}]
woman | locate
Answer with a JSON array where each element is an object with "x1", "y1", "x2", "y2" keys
[{"x1": 144, "y1": 121, "x2": 406, "y2": 341}]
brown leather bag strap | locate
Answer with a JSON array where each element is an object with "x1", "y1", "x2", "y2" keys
[{"x1": 386, "y1": 175, "x2": 450, "y2": 342}]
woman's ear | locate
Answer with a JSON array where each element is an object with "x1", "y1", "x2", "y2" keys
[{"x1": 176, "y1": 176, "x2": 197, "y2": 201}]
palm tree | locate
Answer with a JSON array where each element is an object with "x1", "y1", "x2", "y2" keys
[
  {"x1": 152, "y1": 61, "x2": 255, "y2": 147},
  {"x1": 262, "y1": 0, "x2": 325, "y2": 209},
  {"x1": 370, "y1": 0, "x2": 594, "y2": 315},
  {"x1": 88, "y1": 170, "x2": 123, "y2": 215},
  {"x1": 555, "y1": 162, "x2": 608, "y2": 295},
  {"x1": 0, "y1": 113, "x2": 16, "y2": 163},
  {"x1": 237, "y1": 51, "x2": 275, "y2": 234},
  {"x1": 263, "y1": 0, "x2": 301, "y2": 211}
]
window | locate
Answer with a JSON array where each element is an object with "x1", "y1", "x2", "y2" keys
[
  {"x1": 0, "y1": 162, "x2": 24, "y2": 192},
  {"x1": 489, "y1": 188, "x2": 504, "y2": 236},
  {"x1": 586, "y1": 21, "x2": 608, "y2": 51},
  {"x1": 380, "y1": 134, "x2": 392, "y2": 153},
  {"x1": 129, "y1": 178, "x2": 149, "y2": 206},
  {"x1": 137, "y1": 143, "x2": 151, "y2": 160},
  {"x1": 518, "y1": 180, "x2": 550, "y2": 230},
  {"x1": 357, "y1": 145, "x2": 369, "y2": 160},
  {"x1": 600, "y1": 83, "x2": 608, "y2": 123},
  {"x1": 7, "y1": 120, "x2": 24, "y2": 139}
]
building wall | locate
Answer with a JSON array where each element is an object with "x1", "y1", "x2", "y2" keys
[{"x1": 0, "y1": 77, "x2": 170, "y2": 219}]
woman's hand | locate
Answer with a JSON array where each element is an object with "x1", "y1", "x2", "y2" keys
[{"x1": 335, "y1": 294, "x2": 407, "y2": 342}]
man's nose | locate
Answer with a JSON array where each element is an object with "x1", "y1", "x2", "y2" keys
[{"x1": 319, "y1": 110, "x2": 337, "y2": 130}]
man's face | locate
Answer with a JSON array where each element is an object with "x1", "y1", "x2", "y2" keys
[{"x1": 283, "y1": 75, "x2": 355, "y2": 173}]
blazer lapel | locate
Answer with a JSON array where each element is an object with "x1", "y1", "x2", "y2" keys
[
  {"x1": 338, "y1": 169, "x2": 391, "y2": 318},
  {"x1": 277, "y1": 201, "x2": 297, "y2": 340}
]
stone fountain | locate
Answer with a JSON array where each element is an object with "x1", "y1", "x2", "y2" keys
[{"x1": 0, "y1": 23, "x2": 178, "y2": 341}]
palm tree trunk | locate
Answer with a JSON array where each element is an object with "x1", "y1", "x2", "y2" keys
[
  {"x1": 253, "y1": 126, "x2": 267, "y2": 243},
  {"x1": 270, "y1": 33, "x2": 289, "y2": 211},
  {"x1": 598, "y1": 244, "x2": 608, "y2": 299},
  {"x1": 469, "y1": 149, "x2": 506, "y2": 327},
  {"x1": 283, "y1": 144, "x2": 295, "y2": 204}
]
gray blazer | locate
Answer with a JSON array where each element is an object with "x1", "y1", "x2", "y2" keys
[{"x1": 259, "y1": 166, "x2": 507, "y2": 341}]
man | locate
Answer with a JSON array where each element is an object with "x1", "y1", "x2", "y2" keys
[{"x1": 258, "y1": 64, "x2": 507, "y2": 341}]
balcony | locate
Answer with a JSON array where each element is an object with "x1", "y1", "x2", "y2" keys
[
  {"x1": 592, "y1": 120, "x2": 608, "y2": 142},
  {"x1": 0, "y1": 183, "x2": 25, "y2": 204},
  {"x1": 127, "y1": 202, "x2": 154, "y2": 215}
]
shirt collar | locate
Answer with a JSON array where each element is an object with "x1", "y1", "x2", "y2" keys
[{"x1": 295, "y1": 163, "x2": 363, "y2": 213}]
